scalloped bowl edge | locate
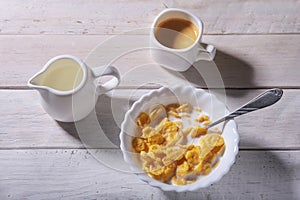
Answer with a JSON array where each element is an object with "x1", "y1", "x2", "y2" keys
[{"x1": 120, "y1": 86, "x2": 239, "y2": 192}]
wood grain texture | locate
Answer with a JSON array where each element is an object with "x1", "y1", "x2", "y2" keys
[
  {"x1": 0, "y1": 34, "x2": 299, "y2": 88},
  {"x1": 1, "y1": 1, "x2": 299, "y2": 199},
  {"x1": 0, "y1": 0, "x2": 299, "y2": 35},
  {"x1": 0, "y1": 149, "x2": 299, "y2": 200},
  {"x1": 0, "y1": 89, "x2": 299, "y2": 149}
]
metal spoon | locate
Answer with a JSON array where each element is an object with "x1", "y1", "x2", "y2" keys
[{"x1": 206, "y1": 88, "x2": 283, "y2": 129}]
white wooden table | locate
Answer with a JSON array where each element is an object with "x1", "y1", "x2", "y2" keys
[{"x1": 0, "y1": 1, "x2": 300, "y2": 199}]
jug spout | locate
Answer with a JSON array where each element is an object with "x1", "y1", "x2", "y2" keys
[
  {"x1": 28, "y1": 71, "x2": 48, "y2": 92},
  {"x1": 28, "y1": 73, "x2": 41, "y2": 86}
]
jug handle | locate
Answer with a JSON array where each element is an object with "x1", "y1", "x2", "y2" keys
[{"x1": 91, "y1": 66, "x2": 121, "y2": 95}]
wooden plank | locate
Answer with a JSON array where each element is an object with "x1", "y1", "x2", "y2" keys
[
  {"x1": 0, "y1": 34, "x2": 299, "y2": 88},
  {"x1": 0, "y1": 35, "x2": 106, "y2": 88},
  {"x1": 0, "y1": 89, "x2": 299, "y2": 149},
  {"x1": 0, "y1": 149, "x2": 299, "y2": 199},
  {"x1": 0, "y1": 0, "x2": 299, "y2": 35},
  {"x1": 0, "y1": 90, "x2": 84, "y2": 149}
]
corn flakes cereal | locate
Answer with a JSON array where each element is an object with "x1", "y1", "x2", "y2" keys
[
  {"x1": 179, "y1": 113, "x2": 191, "y2": 118},
  {"x1": 195, "y1": 107, "x2": 202, "y2": 112},
  {"x1": 168, "y1": 110, "x2": 180, "y2": 118},
  {"x1": 165, "y1": 103, "x2": 180, "y2": 112},
  {"x1": 147, "y1": 134, "x2": 165, "y2": 145},
  {"x1": 132, "y1": 137, "x2": 148, "y2": 153},
  {"x1": 162, "y1": 147, "x2": 186, "y2": 166},
  {"x1": 202, "y1": 120, "x2": 211, "y2": 126},
  {"x1": 149, "y1": 104, "x2": 166, "y2": 127},
  {"x1": 141, "y1": 151, "x2": 164, "y2": 170},
  {"x1": 172, "y1": 161, "x2": 197, "y2": 185},
  {"x1": 174, "y1": 121, "x2": 183, "y2": 128},
  {"x1": 155, "y1": 117, "x2": 168, "y2": 133},
  {"x1": 182, "y1": 127, "x2": 193, "y2": 136},
  {"x1": 132, "y1": 103, "x2": 226, "y2": 185},
  {"x1": 196, "y1": 114, "x2": 209, "y2": 122},
  {"x1": 176, "y1": 161, "x2": 190, "y2": 178},
  {"x1": 185, "y1": 146, "x2": 201, "y2": 166},
  {"x1": 142, "y1": 126, "x2": 156, "y2": 138},
  {"x1": 190, "y1": 126, "x2": 208, "y2": 138},
  {"x1": 194, "y1": 161, "x2": 212, "y2": 175},
  {"x1": 172, "y1": 176, "x2": 186, "y2": 185},
  {"x1": 149, "y1": 105, "x2": 165, "y2": 121},
  {"x1": 150, "y1": 163, "x2": 176, "y2": 183},
  {"x1": 164, "y1": 131, "x2": 184, "y2": 146},
  {"x1": 176, "y1": 103, "x2": 193, "y2": 113},
  {"x1": 136, "y1": 112, "x2": 150, "y2": 127},
  {"x1": 200, "y1": 133, "x2": 225, "y2": 154},
  {"x1": 162, "y1": 121, "x2": 179, "y2": 133}
]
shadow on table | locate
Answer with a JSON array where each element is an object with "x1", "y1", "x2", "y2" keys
[
  {"x1": 161, "y1": 49, "x2": 255, "y2": 97},
  {"x1": 214, "y1": 50, "x2": 255, "y2": 92},
  {"x1": 56, "y1": 92, "x2": 135, "y2": 148},
  {"x1": 55, "y1": 92, "x2": 138, "y2": 173},
  {"x1": 56, "y1": 121, "x2": 80, "y2": 140},
  {"x1": 162, "y1": 143, "x2": 296, "y2": 200}
]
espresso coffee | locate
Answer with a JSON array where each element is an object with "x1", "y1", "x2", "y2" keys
[{"x1": 155, "y1": 18, "x2": 199, "y2": 49}]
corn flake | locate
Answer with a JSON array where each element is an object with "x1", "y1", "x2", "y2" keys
[
  {"x1": 132, "y1": 137, "x2": 148, "y2": 153},
  {"x1": 165, "y1": 103, "x2": 180, "y2": 112},
  {"x1": 136, "y1": 112, "x2": 150, "y2": 127},
  {"x1": 190, "y1": 126, "x2": 208, "y2": 138},
  {"x1": 196, "y1": 114, "x2": 209, "y2": 122},
  {"x1": 176, "y1": 103, "x2": 193, "y2": 113}
]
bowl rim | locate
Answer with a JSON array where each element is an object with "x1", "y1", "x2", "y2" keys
[{"x1": 120, "y1": 85, "x2": 239, "y2": 192}]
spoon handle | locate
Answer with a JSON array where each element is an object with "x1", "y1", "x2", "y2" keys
[{"x1": 206, "y1": 88, "x2": 283, "y2": 129}]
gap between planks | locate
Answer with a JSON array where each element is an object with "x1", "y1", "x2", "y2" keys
[
  {"x1": 1, "y1": 33, "x2": 300, "y2": 36},
  {"x1": 3, "y1": 86, "x2": 300, "y2": 90}
]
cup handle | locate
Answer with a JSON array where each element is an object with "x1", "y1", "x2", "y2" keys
[
  {"x1": 196, "y1": 43, "x2": 216, "y2": 61},
  {"x1": 91, "y1": 66, "x2": 120, "y2": 95}
]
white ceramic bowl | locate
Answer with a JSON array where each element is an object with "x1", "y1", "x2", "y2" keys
[{"x1": 120, "y1": 86, "x2": 239, "y2": 192}]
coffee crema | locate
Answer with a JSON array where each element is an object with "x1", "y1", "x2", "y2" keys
[{"x1": 155, "y1": 18, "x2": 199, "y2": 49}]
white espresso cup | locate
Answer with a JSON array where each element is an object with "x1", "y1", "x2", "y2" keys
[
  {"x1": 150, "y1": 8, "x2": 216, "y2": 72},
  {"x1": 28, "y1": 55, "x2": 120, "y2": 122}
]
